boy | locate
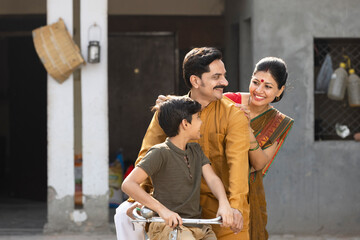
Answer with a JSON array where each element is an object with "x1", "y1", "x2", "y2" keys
[{"x1": 121, "y1": 96, "x2": 233, "y2": 240}]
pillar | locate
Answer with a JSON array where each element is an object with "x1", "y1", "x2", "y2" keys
[
  {"x1": 45, "y1": 0, "x2": 75, "y2": 233},
  {"x1": 80, "y1": 0, "x2": 109, "y2": 232}
]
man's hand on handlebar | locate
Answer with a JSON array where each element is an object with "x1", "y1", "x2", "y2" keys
[
  {"x1": 126, "y1": 202, "x2": 143, "y2": 220},
  {"x1": 230, "y1": 208, "x2": 243, "y2": 234}
]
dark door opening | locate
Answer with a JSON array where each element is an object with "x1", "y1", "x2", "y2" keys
[
  {"x1": 1, "y1": 35, "x2": 47, "y2": 200},
  {"x1": 108, "y1": 32, "x2": 177, "y2": 170},
  {"x1": 0, "y1": 22, "x2": 47, "y2": 231}
]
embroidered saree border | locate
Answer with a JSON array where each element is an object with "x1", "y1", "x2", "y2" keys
[{"x1": 251, "y1": 108, "x2": 294, "y2": 176}]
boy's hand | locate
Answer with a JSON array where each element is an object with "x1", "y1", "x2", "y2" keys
[
  {"x1": 158, "y1": 207, "x2": 183, "y2": 228},
  {"x1": 216, "y1": 203, "x2": 234, "y2": 228},
  {"x1": 230, "y1": 209, "x2": 243, "y2": 234}
]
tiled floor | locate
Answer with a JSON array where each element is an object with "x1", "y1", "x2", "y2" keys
[
  {"x1": 0, "y1": 197, "x2": 117, "y2": 237},
  {"x1": 0, "y1": 197, "x2": 46, "y2": 235},
  {"x1": 1, "y1": 198, "x2": 359, "y2": 240}
]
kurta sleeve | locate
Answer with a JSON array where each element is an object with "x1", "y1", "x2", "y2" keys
[{"x1": 225, "y1": 107, "x2": 250, "y2": 215}]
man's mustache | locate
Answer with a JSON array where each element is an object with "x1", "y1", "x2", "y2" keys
[{"x1": 214, "y1": 85, "x2": 226, "y2": 90}]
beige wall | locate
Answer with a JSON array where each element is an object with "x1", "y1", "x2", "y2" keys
[
  {"x1": 108, "y1": 0, "x2": 224, "y2": 15},
  {"x1": 0, "y1": 0, "x2": 224, "y2": 15},
  {"x1": 0, "y1": 0, "x2": 46, "y2": 14}
]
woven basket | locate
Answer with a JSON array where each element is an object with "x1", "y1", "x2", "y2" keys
[{"x1": 32, "y1": 18, "x2": 85, "y2": 83}]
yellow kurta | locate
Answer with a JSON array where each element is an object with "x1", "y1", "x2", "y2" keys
[{"x1": 135, "y1": 97, "x2": 250, "y2": 240}]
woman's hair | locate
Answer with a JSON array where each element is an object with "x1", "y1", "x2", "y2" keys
[
  {"x1": 253, "y1": 57, "x2": 288, "y2": 103},
  {"x1": 182, "y1": 47, "x2": 222, "y2": 89},
  {"x1": 152, "y1": 96, "x2": 201, "y2": 137}
]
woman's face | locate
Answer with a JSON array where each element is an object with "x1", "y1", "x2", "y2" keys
[{"x1": 248, "y1": 71, "x2": 284, "y2": 106}]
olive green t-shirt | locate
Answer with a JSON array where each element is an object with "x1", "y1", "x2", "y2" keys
[{"x1": 137, "y1": 138, "x2": 210, "y2": 219}]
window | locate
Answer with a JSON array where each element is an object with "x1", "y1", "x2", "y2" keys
[{"x1": 314, "y1": 38, "x2": 360, "y2": 141}]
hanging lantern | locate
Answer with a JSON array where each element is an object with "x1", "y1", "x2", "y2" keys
[{"x1": 87, "y1": 23, "x2": 101, "y2": 63}]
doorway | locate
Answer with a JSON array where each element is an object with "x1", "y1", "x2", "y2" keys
[
  {"x1": 108, "y1": 32, "x2": 177, "y2": 168},
  {"x1": 0, "y1": 16, "x2": 47, "y2": 232}
]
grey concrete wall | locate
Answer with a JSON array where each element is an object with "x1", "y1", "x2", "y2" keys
[
  {"x1": 247, "y1": 0, "x2": 360, "y2": 235},
  {"x1": 224, "y1": 0, "x2": 253, "y2": 92}
]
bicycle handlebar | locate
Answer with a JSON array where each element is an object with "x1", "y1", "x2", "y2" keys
[{"x1": 131, "y1": 207, "x2": 222, "y2": 225}]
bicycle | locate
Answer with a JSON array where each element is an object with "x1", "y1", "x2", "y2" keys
[{"x1": 131, "y1": 207, "x2": 222, "y2": 240}]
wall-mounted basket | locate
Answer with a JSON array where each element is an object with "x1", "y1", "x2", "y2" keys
[{"x1": 32, "y1": 18, "x2": 85, "y2": 83}]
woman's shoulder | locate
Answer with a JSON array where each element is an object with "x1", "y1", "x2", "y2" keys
[
  {"x1": 270, "y1": 107, "x2": 294, "y2": 123},
  {"x1": 223, "y1": 92, "x2": 249, "y2": 104}
]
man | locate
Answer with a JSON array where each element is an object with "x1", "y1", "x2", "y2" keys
[
  {"x1": 122, "y1": 96, "x2": 233, "y2": 239},
  {"x1": 115, "y1": 47, "x2": 250, "y2": 240}
]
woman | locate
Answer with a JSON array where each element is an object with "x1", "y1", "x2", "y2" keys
[{"x1": 224, "y1": 56, "x2": 294, "y2": 239}]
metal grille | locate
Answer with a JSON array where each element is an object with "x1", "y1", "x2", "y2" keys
[{"x1": 314, "y1": 38, "x2": 360, "y2": 141}]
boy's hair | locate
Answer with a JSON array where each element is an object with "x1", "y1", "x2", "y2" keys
[
  {"x1": 152, "y1": 96, "x2": 201, "y2": 137},
  {"x1": 182, "y1": 47, "x2": 222, "y2": 89}
]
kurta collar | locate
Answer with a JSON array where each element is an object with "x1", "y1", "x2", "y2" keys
[{"x1": 187, "y1": 90, "x2": 219, "y2": 110}]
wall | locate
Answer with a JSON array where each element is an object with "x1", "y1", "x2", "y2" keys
[
  {"x1": 249, "y1": 0, "x2": 360, "y2": 235},
  {"x1": 224, "y1": 0, "x2": 253, "y2": 92},
  {"x1": 0, "y1": 0, "x2": 46, "y2": 14},
  {"x1": 108, "y1": 0, "x2": 223, "y2": 15},
  {"x1": 1, "y1": 0, "x2": 223, "y2": 16}
]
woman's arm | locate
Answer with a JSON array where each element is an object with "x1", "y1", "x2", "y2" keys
[
  {"x1": 121, "y1": 167, "x2": 183, "y2": 227},
  {"x1": 248, "y1": 131, "x2": 278, "y2": 171},
  {"x1": 229, "y1": 96, "x2": 278, "y2": 171}
]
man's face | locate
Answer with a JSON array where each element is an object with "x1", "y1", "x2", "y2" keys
[{"x1": 197, "y1": 59, "x2": 228, "y2": 102}]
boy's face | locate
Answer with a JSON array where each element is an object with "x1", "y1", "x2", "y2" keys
[{"x1": 188, "y1": 112, "x2": 202, "y2": 140}]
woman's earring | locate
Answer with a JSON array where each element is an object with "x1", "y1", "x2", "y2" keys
[{"x1": 275, "y1": 96, "x2": 280, "y2": 101}]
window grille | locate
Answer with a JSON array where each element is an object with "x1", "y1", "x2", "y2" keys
[{"x1": 314, "y1": 38, "x2": 360, "y2": 141}]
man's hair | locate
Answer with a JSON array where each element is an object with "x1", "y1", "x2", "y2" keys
[
  {"x1": 182, "y1": 47, "x2": 222, "y2": 89},
  {"x1": 152, "y1": 96, "x2": 201, "y2": 137}
]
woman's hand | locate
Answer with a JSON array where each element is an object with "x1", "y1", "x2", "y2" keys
[
  {"x1": 235, "y1": 103, "x2": 252, "y2": 130},
  {"x1": 234, "y1": 103, "x2": 250, "y2": 120}
]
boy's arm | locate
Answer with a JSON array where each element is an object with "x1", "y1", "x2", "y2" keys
[
  {"x1": 121, "y1": 167, "x2": 183, "y2": 227},
  {"x1": 202, "y1": 164, "x2": 234, "y2": 228}
]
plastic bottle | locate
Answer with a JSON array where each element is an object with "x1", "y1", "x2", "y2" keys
[
  {"x1": 327, "y1": 62, "x2": 348, "y2": 100},
  {"x1": 347, "y1": 69, "x2": 360, "y2": 107}
]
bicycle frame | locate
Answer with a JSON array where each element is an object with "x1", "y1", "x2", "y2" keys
[{"x1": 131, "y1": 207, "x2": 222, "y2": 240}]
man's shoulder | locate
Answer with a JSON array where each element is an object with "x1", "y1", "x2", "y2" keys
[
  {"x1": 219, "y1": 96, "x2": 238, "y2": 108},
  {"x1": 217, "y1": 97, "x2": 244, "y2": 116}
]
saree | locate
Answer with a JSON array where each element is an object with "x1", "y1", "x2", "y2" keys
[
  {"x1": 249, "y1": 108, "x2": 294, "y2": 239},
  {"x1": 223, "y1": 92, "x2": 294, "y2": 240}
]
